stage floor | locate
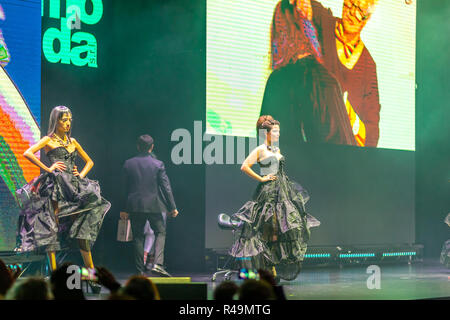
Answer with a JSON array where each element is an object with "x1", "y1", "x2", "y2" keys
[{"x1": 92, "y1": 259, "x2": 449, "y2": 300}]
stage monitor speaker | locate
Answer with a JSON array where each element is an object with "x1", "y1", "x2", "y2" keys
[{"x1": 153, "y1": 282, "x2": 207, "y2": 300}]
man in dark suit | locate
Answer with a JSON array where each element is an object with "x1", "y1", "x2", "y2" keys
[{"x1": 120, "y1": 135, "x2": 178, "y2": 276}]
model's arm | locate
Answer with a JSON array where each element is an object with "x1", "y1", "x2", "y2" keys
[
  {"x1": 289, "y1": 0, "x2": 313, "y2": 20},
  {"x1": 292, "y1": 0, "x2": 332, "y2": 29},
  {"x1": 72, "y1": 138, "x2": 93, "y2": 179},
  {"x1": 23, "y1": 136, "x2": 65, "y2": 173},
  {"x1": 361, "y1": 67, "x2": 381, "y2": 147},
  {"x1": 241, "y1": 147, "x2": 277, "y2": 183}
]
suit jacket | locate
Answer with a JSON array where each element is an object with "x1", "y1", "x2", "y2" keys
[{"x1": 122, "y1": 153, "x2": 176, "y2": 213}]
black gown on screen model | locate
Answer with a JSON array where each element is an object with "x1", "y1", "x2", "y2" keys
[
  {"x1": 16, "y1": 146, "x2": 111, "y2": 252},
  {"x1": 229, "y1": 151, "x2": 320, "y2": 280}
]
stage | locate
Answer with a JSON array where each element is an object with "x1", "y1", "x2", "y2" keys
[
  {"x1": 0, "y1": 0, "x2": 448, "y2": 310},
  {"x1": 86, "y1": 259, "x2": 449, "y2": 300}
]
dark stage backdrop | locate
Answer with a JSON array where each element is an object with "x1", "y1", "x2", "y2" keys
[{"x1": 415, "y1": 0, "x2": 450, "y2": 258}]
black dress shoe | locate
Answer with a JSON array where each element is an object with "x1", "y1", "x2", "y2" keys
[
  {"x1": 87, "y1": 281, "x2": 102, "y2": 294},
  {"x1": 145, "y1": 263, "x2": 153, "y2": 271},
  {"x1": 151, "y1": 264, "x2": 171, "y2": 277},
  {"x1": 144, "y1": 255, "x2": 155, "y2": 271}
]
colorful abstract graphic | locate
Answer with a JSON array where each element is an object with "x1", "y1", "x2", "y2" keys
[
  {"x1": 0, "y1": 1, "x2": 41, "y2": 250},
  {"x1": 0, "y1": 66, "x2": 40, "y2": 193}
]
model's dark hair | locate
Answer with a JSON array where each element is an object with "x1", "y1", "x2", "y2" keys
[
  {"x1": 256, "y1": 115, "x2": 280, "y2": 133},
  {"x1": 137, "y1": 134, "x2": 154, "y2": 152},
  {"x1": 47, "y1": 106, "x2": 72, "y2": 140}
]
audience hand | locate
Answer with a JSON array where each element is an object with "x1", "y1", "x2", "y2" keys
[
  {"x1": 96, "y1": 266, "x2": 121, "y2": 292},
  {"x1": 0, "y1": 260, "x2": 16, "y2": 296},
  {"x1": 9, "y1": 264, "x2": 22, "y2": 280},
  {"x1": 257, "y1": 269, "x2": 277, "y2": 286}
]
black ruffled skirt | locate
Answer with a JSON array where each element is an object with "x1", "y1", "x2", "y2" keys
[{"x1": 16, "y1": 170, "x2": 111, "y2": 252}]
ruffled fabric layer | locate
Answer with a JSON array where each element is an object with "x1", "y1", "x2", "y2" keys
[{"x1": 441, "y1": 239, "x2": 450, "y2": 268}]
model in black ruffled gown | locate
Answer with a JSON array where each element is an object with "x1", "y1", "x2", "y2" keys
[
  {"x1": 15, "y1": 106, "x2": 110, "y2": 272},
  {"x1": 229, "y1": 115, "x2": 319, "y2": 281}
]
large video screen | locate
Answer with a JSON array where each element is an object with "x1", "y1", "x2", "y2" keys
[
  {"x1": 207, "y1": 0, "x2": 416, "y2": 150},
  {"x1": 0, "y1": 0, "x2": 41, "y2": 250}
]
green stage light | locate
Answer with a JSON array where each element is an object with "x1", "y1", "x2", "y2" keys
[
  {"x1": 305, "y1": 253, "x2": 331, "y2": 258},
  {"x1": 382, "y1": 252, "x2": 417, "y2": 257},
  {"x1": 339, "y1": 253, "x2": 375, "y2": 258}
]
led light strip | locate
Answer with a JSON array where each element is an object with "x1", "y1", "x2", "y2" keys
[
  {"x1": 382, "y1": 252, "x2": 417, "y2": 257},
  {"x1": 304, "y1": 254, "x2": 331, "y2": 258},
  {"x1": 339, "y1": 253, "x2": 375, "y2": 258}
]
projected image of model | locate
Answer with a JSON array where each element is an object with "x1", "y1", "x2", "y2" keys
[
  {"x1": 207, "y1": 0, "x2": 416, "y2": 150},
  {"x1": 262, "y1": 0, "x2": 380, "y2": 147}
]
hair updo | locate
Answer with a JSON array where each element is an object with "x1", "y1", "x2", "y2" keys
[{"x1": 256, "y1": 115, "x2": 280, "y2": 133}]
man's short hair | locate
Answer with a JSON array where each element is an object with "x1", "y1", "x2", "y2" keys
[{"x1": 137, "y1": 134, "x2": 154, "y2": 152}]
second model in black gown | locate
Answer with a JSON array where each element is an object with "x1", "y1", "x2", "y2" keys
[
  {"x1": 16, "y1": 146, "x2": 111, "y2": 252},
  {"x1": 229, "y1": 150, "x2": 320, "y2": 280}
]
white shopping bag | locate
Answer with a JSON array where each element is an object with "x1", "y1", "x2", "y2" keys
[{"x1": 117, "y1": 219, "x2": 133, "y2": 242}]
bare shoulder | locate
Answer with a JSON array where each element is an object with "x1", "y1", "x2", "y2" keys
[
  {"x1": 35, "y1": 135, "x2": 52, "y2": 148},
  {"x1": 28, "y1": 136, "x2": 53, "y2": 154},
  {"x1": 40, "y1": 136, "x2": 51, "y2": 143},
  {"x1": 277, "y1": 148, "x2": 284, "y2": 159},
  {"x1": 70, "y1": 137, "x2": 83, "y2": 149},
  {"x1": 257, "y1": 144, "x2": 266, "y2": 150},
  {"x1": 255, "y1": 144, "x2": 267, "y2": 153},
  {"x1": 256, "y1": 143, "x2": 268, "y2": 155}
]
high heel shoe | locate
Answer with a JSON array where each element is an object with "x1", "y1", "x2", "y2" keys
[
  {"x1": 218, "y1": 213, "x2": 243, "y2": 230},
  {"x1": 87, "y1": 281, "x2": 102, "y2": 294}
]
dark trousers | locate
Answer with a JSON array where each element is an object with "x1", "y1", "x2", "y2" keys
[{"x1": 129, "y1": 212, "x2": 166, "y2": 274}]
